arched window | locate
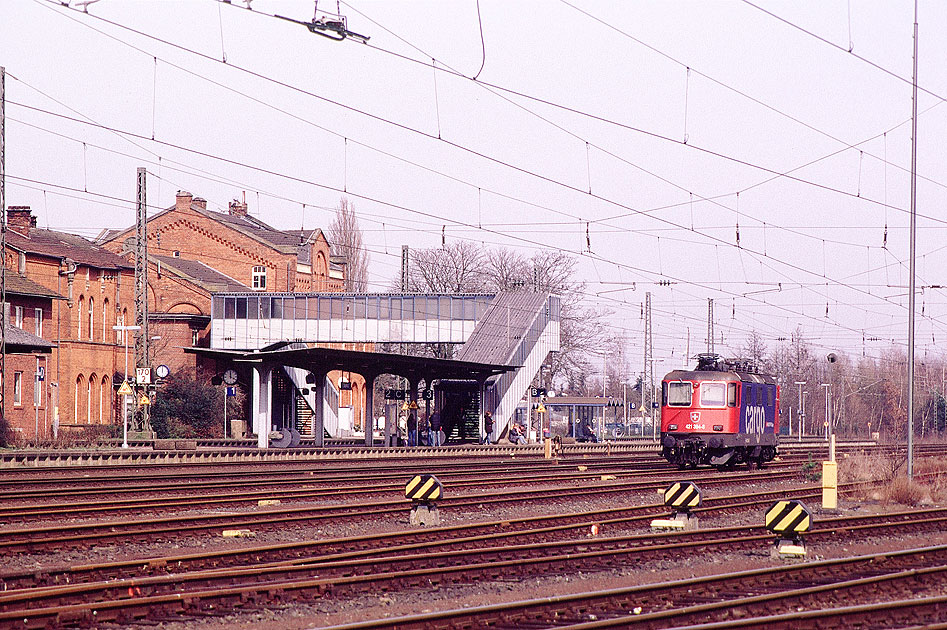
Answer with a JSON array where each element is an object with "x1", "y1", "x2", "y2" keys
[
  {"x1": 118, "y1": 308, "x2": 128, "y2": 344},
  {"x1": 315, "y1": 252, "x2": 328, "y2": 290},
  {"x1": 75, "y1": 374, "x2": 85, "y2": 424},
  {"x1": 102, "y1": 298, "x2": 110, "y2": 342},
  {"x1": 101, "y1": 375, "x2": 111, "y2": 423},
  {"x1": 77, "y1": 296, "x2": 84, "y2": 340},
  {"x1": 88, "y1": 373, "x2": 97, "y2": 423},
  {"x1": 88, "y1": 297, "x2": 94, "y2": 341}
]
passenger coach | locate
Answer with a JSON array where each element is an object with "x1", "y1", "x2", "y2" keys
[{"x1": 660, "y1": 354, "x2": 779, "y2": 469}]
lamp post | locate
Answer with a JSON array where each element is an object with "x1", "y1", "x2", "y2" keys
[
  {"x1": 800, "y1": 391, "x2": 808, "y2": 443},
  {"x1": 113, "y1": 324, "x2": 141, "y2": 448},
  {"x1": 794, "y1": 381, "x2": 806, "y2": 442},
  {"x1": 821, "y1": 382, "x2": 832, "y2": 452}
]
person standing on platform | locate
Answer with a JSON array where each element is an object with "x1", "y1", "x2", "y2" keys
[
  {"x1": 482, "y1": 411, "x2": 494, "y2": 444},
  {"x1": 418, "y1": 413, "x2": 429, "y2": 446},
  {"x1": 407, "y1": 412, "x2": 418, "y2": 446},
  {"x1": 430, "y1": 410, "x2": 442, "y2": 447}
]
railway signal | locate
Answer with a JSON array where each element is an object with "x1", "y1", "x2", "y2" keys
[
  {"x1": 765, "y1": 499, "x2": 812, "y2": 559},
  {"x1": 406, "y1": 474, "x2": 443, "y2": 527},
  {"x1": 651, "y1": 481, "x2": 701, "y2": 531}
]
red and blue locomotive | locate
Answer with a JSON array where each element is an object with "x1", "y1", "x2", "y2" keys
[{"x1": 660, "y1": 354, "x2": 779, "y2": 469}]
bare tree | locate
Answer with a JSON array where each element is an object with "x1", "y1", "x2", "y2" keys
[
  {"x1": 407, "y1": 241, "x2": 487, "y2": 293},
  {"x1": 327, "y1": 197, "x2": 369, "y2": 292},
  {"x1": 739, "y1": 330, "x2": 770, "y2": 372},
  {"x1": 527, "y1": 250, "x2": 611, "y2": 395},
  {"x1": 399, "y1": 243, "x2": 611, "y2": 387}
]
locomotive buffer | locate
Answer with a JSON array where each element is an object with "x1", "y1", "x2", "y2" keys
[
  {"x1": 406, "y1": 474, "x2": 443, "y2": 527},
  {"x1": 651, "y1": 482, "x2": 701, "y2": 531}
]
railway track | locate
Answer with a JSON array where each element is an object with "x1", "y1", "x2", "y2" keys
[
  {"x1": 1, "y1": 493, "x2": 943, "y2": 628},
  {"x1": 0, "y1": 439, "x2": 932, "y2": 472},
  {"x1": 0, "y1": 441, "x2": 940, "y2": 628},
  {"x1": 318, "y1": 542, "x2": 947, "y2": 629},
  {"x1": 0, "y1": 468, "x2": 807, "y2": 550}
]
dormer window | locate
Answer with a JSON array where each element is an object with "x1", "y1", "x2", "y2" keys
[
  {"x1": 173, "y1": 251, "x2": 180, "y2": 258},
  {"x1": 252, "y1": 266, "x2": 267, "y2": 290}
]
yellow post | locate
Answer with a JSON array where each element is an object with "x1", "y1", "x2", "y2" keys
[
  {"x1": 822, "y1": 460, "x2": 838, "y2": 509},
  {"x1": 544, "y1": 437, "x2": 552, "y2": 459}
]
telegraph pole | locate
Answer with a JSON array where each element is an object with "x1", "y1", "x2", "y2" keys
[
  {"x1": 644, "y1": 292, "x2": 654, "y2": 439},
  {"x1": 906, "y1": 0, "x2": 919, "y2": 479},
  {"x1": 1, "y1": 66, "x2": 6, "y2": 435},
  {"x1": 400, "y1": 245, "x2": 409, "y2": 292},
  {"x1": 707, "y1": 298, "x2": 714, "y2": 354},
  {"x1": 133, "y1": 168, "x2": 151, "y2": 435}
]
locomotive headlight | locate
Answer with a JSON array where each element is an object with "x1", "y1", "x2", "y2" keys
[
  {"x1": 668, "y1": 424, "x2": 678, "y2": 431},
  {"x1": 713, "y1": 425, "x2": 723, "y2": 431}
]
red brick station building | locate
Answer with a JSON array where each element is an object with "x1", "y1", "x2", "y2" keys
[{"x1": 0, "y1": 191, "x2": 352, "y2": 440}]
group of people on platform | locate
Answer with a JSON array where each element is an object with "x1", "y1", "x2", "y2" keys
[
  {"x1": 389, "y1": 408, "x2": 561, "y2": 447},
  {"x1": 393, "y1": 409, "x2": 506, "y2": 446},
  {"x1": 398, "y1": 409, "x2": 444, "y2": 447}
]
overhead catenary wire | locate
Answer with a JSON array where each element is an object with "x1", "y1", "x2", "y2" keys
[
  {"x1": 27, "y1": 0, "x2": 946, "y2": 275},
  {"x1": 8, "y1": 99, "x2": 937, "y2": 335},
  {"x1": 12, "y1": 1, "x2": 947, "y2": 356}
]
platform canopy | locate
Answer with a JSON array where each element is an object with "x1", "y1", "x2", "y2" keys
[{"x1": 186, "y1": 341, "x2": 516, "y2": 382}]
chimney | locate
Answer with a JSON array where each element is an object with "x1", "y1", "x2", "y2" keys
[
  {"x1": 193, "y1": 197, "x2": 207, "y2": 210},
  {"x1": 175, "y1": 190, "x2": 193, "y2": 212},
  {"x1": 7, "y1": 206, "x2": 33, "y2": 235},
  {"x1": 229, "y1": 194, "x2": 248, "y2": 217}
]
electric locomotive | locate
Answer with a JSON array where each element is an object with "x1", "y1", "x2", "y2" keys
[{"x1": 660, "y1": 354, "x2": 779, "y2": 469}]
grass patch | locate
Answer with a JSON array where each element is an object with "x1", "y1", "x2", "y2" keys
[
  {"x1": 838, "y1": 452, "x2": 947, "y2": 506},
  {"x1": 884, "y1": 476, "x2": 927, "y2": 506}
]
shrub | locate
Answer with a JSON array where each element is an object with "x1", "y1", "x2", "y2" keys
[
  {"x1": 839, "y1": 452, "x2": 890, "y2": 484},
  {"x1": 802, "y1": 454, "x2": 821, "y2": 482},
  {"x1": 885, "y1": 475, "x2": 927, "y2": 506},
  {"x1": 149, "y1": 370, "x2": 226, "y2": 439}
]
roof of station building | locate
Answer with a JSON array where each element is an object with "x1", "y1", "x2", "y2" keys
[{"x1": 151, "y1": 254, "x2": 248, "y2": 293}]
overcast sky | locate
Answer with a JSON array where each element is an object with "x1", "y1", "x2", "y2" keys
[{"x1": 2, "y1": 0, "x2": 946, "y2": 382}]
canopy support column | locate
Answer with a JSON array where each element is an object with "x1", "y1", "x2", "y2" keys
[{"x1": 251, "y1": 363, "x2": 273, "y2": 449}]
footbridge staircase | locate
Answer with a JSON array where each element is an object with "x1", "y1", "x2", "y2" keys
[{"x1": 455, "y1": 292, "x2": 560, "y2": 439}]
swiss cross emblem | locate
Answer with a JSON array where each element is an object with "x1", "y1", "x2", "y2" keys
[{"x1": 690, "y1": 411, "x2": 701, "y2": 422}]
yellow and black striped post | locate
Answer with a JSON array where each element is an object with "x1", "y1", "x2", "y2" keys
[
  {"x1": 664, "y1": 481, "x2": 702, "y2": 512},
  {"x1": 765, "y1": 499, "x2": 812, "y2": 558},
  {"x1": 651, "y1": 482, "x2": 702, "y2": 531},
  {"x1": 405, "y1": 474, "x2": 443, "y2": 502},
  {"x1": 406, "y1": 474, "x2": 443, "y2": 527}
]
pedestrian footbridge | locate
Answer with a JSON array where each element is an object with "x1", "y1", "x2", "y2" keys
[{"x1": 203, "y1": 292, "x2": 560, "y2": 446}]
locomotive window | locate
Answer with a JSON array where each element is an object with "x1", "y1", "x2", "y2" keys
[
  {"x1": 700, "y1": 382, "x2": 727, "y2": 408},
  {"x1": 666, "y1": 382, "x2": 693, "y2": 407},
  {"x1": 767, "y1": 386, "x2": 773, "y2": 407},
  {"x1": 728, "y1": 382, "x2": 738, "y2": 407}
]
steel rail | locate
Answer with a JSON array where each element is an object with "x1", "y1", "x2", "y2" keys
[
  {"x1": 317, "y1": 543, "x2": 947, "y2": 630},
  {"x1": 0, "y1": 468, "x2": 801, "y2": 522},
  {"x1": 3, "y1": 507, "x2": 947, "y2": 628},
  {"x1": 0, "y1": 482, "x2": 907, "y2": 590},
  {"x1": 0, "y1": 469, "x2": 806, "y2": 549}
]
